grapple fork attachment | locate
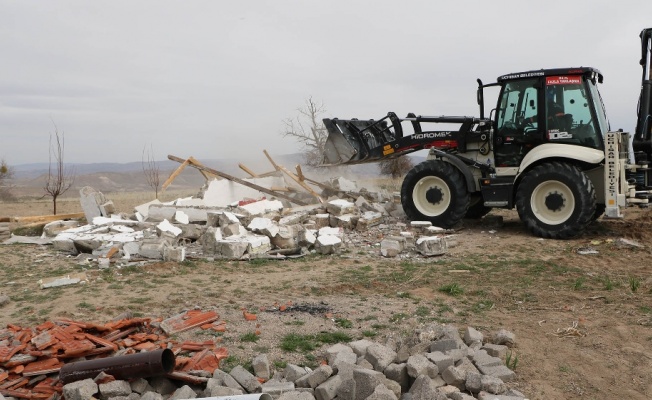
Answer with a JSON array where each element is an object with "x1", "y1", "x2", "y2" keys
[{"x1": 321, "y1": 113, "x2": 402, "y2": 165}]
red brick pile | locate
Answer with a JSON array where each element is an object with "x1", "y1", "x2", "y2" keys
[{"x1": 0, "y1": 310, "x2": 228, "y2": 399}]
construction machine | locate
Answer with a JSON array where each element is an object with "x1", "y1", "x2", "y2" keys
[{"x1": 322, "y1": 28, "x2": 652, "y2": 239}]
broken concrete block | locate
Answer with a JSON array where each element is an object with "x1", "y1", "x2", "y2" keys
[
  {"x1": 222, "y1": 223, "x2": 243, "y2": 237},
  {"x1": 52, "y1": 237, "x2": 76, "y2": 253},
  {"x1": 315, "y1": 234, "x2": 341, "y2": 254},
  {"x1": 99, "y1": 380, "x2": 132, "y2": 398},
  {"x1": 201, "y1": 227, "x2": 223, "y2": 254},
  {"x1": 156, "y1": 219, "x2": 182, "y2": 238},
  {"x1": 408, "y1": 375, "x2": 447, "y2": 400},
  {"x1": 261, "y1": 380, "x2": 294, "y2": 397},
  {"x1": 163, "y1": 246, "x2": 186, "y2": 262},
  {"x1": 218, "y1": 240, "x2": 249, "y2": 259},
  {"x1": 63, "y1": 378, "x2": 98, "y2": 400},
  {"x1": 326, "y1": 199, "x2": 357, "y2": 216},
  {"x1": 237, "y1": 199, "x2": 284, "y2": 217},
  {"x1": 248, "y1": 217, "x2": 280, "y2": 237},
  {"x1": 229, "y1": 365, "x2": 262, "y2": 393},
  {"x1": 315, "y1": 214, "x2": 330, "y2": 229},
  {"x1": 329, "y1": 214, "x2": 359, "y2": 230},
  {"x1": 218, "y1": 212, "x2": 241, "y2": 227},
  {"x1": 279, "y1": 212, "x2": 309, "y2": 226},
  {"x1": 39, "y1": 272, "x2": 88, "y2": 289},
  {"x1": 464, "y1": 327, "x2": 484, "y2": 346},
  {"x1": 352, "y1": 368, "x2": 385, "y2": 400},
  {"x1": 284, "y1": 364, "x2": 309, "y2": 383},
  {"x1": 252, "y1": 354, "x2": 271, "y2": 380},
  {"x1": 365, "y1": 343, "x2": 397, "y2": 372},
  {"x1": 139, "y1": 238, "x2": 170, "y2": 259},
  {"x1": 483, "y1": 343, "x2": 508, "y2": 358},
  {"x1": 42, "y1": 220, "x2": 81, "y2": 237},
  {"x1": 356, "y1": 211, "x2": 383, "y2": 231},
  {"x1": 169, "y1": 385, "x2": 196, "y2": 399},
  {"x1": 99, "y1": 201, "x2": 116, "y2": 217},
  {"x1": 245, "y1": 234, "x2": 272, "y2": 255},
  {"x1": 315, "y1": 375, "x2": 342, "y2": 400},
  {"x1": 79, "y1": 186, "x2": 107, "y2": 222},
  {"x1": 305, "y1": 365, "x2": 333, "y2": 389},
  {"x1": 200, "y1": 176, "x2": 286, "y2": 207},
  {"x1": 271, "y1": 225, "x2": 302, "y2": 249},
  {"x1": 407, "y1": 354, "x2": 438, "y2": 379},
  {"x1": 380, "y1": 236, "x2": 406, "y2": 258},
  {"x1": 416, "y1": 236, "x2": 447, "y2": 256},
  {"x1": 493, "y1": 329, "x2": 516, "y2": 347},
  {"x1": 134, "y1": 199, "x2": 162, "y2": 220},
  {"x1": 122, "y1": 241, "x2": 141, "y2": 259},
  {"x1": 174, "y1": 211, "x2": 190, "y2": 224},
  {"x1": 299, "y1": 228, "x2": 316, "y2": 247}
]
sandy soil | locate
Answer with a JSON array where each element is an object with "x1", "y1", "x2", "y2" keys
[{"x1": 1, "y1": 196, "x2": 651, "y2": 399}]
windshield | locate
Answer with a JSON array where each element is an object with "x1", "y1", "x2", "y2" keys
[
  {"x1": 544, "y1": 75, "x2": 604, "y2": 150},
  {"x1": 587, "y1": 78, "x2": 610, "y2": 136}
]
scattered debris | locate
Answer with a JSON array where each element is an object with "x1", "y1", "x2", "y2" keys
[
  {"x1": 4, "y1": 155, "x2": 463, "y2": 265},
  {"x1": 38, "y1": 272, "x2": 89, "y2": 289}
]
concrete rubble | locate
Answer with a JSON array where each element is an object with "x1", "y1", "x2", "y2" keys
[
  {"x1": 30, "y1": 177, "x2": 459, "y2": 266},
  {"x1": 0, "y1": 309, "x2": 525, "y2": 399}
]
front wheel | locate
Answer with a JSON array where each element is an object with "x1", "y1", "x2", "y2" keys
[
  {"x1": 516, "y1": 162, "x2": 596, "y2": 239},
  {"x1": 401, "y1": 160, "x2": 469, "y2": 228}
]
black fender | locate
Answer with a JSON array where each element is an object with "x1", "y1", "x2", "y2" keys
[{"x1": 430, "y1": 150, "x2": 477, "y2": 192}]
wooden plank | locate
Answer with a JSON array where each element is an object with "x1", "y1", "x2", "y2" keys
[
  {"x1": 238, "y1": 163, "x2": 259, "y2": 178},
  {"x1": 167, "y1": 155, "x2": 308, "y2": 206},
  {"x1": 11, "y1": 213, "x2": 85, "y2": 224},
  {"x1": 188, "y1": 157, "x2": 218, "y2": 180},
  {"x1": 277, "y1": 165, "x2": 323, "y2": 203},
  {"x1": 263, "y1": 149, "x2": 281, "y2": 171},
  {"x1": 161, "y1": 158, "x2": 191, "y2": 191}
]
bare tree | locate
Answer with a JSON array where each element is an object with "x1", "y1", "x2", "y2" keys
[
  {"x1": 142, "y1": 144, "x2": 161, "y2": 198},
  {"x1": 282, "y1": 97, "x2": 328, "y2": 166},
  {"x1": 379, "y1": 156, "x2": 414, "y2": 179},
  {"x1": 44, "y1": 127, "x2": 75, "y2": 215},
  {"x1": 0, "y1": 159, "x2": 15, "y2": 201}
]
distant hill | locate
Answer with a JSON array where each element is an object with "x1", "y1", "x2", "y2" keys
[{"x1": 8, "y1": 153, "x2": 414, "y2": 196}]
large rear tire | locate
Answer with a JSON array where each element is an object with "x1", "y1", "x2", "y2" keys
[
  {"x1": 401, "y1": 160, "x2": 469, "y2": 228},
  {"x1": 516, "y1": 162, "x2": 596, "y2": 239}
]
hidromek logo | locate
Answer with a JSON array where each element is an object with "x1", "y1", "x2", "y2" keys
[{"x1": 413, "y1": 132, "x2": 451, "y2": 139}]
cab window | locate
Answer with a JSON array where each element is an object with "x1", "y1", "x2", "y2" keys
[{"x1": 544, "y1": 76, "x2": 602, "y2": 149}]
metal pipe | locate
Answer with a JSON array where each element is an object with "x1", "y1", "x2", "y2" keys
[{"x1": 59, "y1": 348, "x2": 175, "y2": 384}]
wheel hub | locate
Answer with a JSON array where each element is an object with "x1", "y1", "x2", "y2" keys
[
  {"x1": 544, "y1": 191, "x2": 565, "y2": 212},
  {"x1": 425, "y1": 187, "x2": 443, "y2": 204}
]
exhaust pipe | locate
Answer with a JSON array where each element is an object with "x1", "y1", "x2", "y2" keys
[{"x1": 59, "y1": 348, "x2": 175, "y2": 384}]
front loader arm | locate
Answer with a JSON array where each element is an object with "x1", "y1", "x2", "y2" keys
[{"x1": 321, "y1": 112, "x2": 491, "y2": 165}]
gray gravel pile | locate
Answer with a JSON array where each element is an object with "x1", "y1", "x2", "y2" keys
[{"x1": 58, "y1": 323, "x2": 527, "y2": 400}]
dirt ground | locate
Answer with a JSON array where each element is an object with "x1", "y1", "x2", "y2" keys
[{"x1": 1, "y1": 195, "x2": 651, "y2": 400}]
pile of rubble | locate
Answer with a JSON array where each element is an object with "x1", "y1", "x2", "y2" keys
[
  {"x1": 36, "y1": 176, "x2": 456, "y2": 266},
  {"x1": 0, "y1": 309, "x2": 229, "y2": 399},
  {"x1": 1, "y1": 309, "x2": 525, "y2": 400}
]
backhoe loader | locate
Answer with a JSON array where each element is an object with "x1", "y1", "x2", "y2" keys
[{"x1": 322, "y1": 28, "x2": 652, "y2": 239}]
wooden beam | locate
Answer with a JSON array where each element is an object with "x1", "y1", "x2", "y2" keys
[
  {"x1": 161, "y1": 158, "x2": 191, "y2": 191},
  {"x1": 11, "y1": 213, "x2": 85, "y2": 224},
  {"x1": 277, "y1": 165, "x2": 323, "y2": 203},
  {"x1": 167, "y1": 155, "x2": 308, "y2": 206},
  {"x1": 238, "y1": 163, "x2": 259, "y2": 178},
  {"x1": 263, "y1": 150, "x2": 281, "y2": 171},
  {"x1": 188, "y1": 157, "x2": 218, "y2": 180}
]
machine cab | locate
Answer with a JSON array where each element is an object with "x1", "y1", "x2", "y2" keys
[{"x1": 493, "y1": 68, "x2": 609, "y2": 167}]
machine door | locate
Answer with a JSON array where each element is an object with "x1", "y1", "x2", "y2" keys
[
  {"x1": 544, "y1": 75, "x2": 603, "y2": 150},
  {"x1": 494, "y1": 78, "x2": 542, "y2": 167}
]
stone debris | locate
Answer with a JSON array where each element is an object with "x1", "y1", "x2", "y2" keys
[
  {"x1": 28, "y1": 180, "x2": 460, "y2": 265},
  {"x1": 0, "y1": 306, "x2": 524, "y2": 400}
]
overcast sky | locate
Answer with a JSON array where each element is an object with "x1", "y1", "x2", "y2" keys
[{"x1": 1, "y1": 0, "x2": 651, "y2": 165}]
